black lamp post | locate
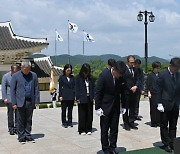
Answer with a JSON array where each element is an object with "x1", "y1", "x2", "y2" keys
[{"x1": 137, "y1": 10, "x2": 155, "y2": 97}]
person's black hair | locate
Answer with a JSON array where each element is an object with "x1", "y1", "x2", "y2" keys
[
  {"x1": 108, "y1": 59, "x2": 116, "y2": 67},
  {"x1": 135, "y1": 59, "x2": 141, "y2": 65},
  {"x1": 127, "y1": 55, "x2": 135, "y2": 62},
  {"x1": 152, "y1": 61, "x2": 161, "y2": 69},
  {"x1": 63, "y1": 64, "x2": 73, "y2": 75},
  {"x1": 170, "y1": 57, "x2": 180, "y2": 68},
  {"x1": 11, "y1": 64, "x2": 20, "y2": 71},
  {"x1": 79, "y1": 63, "x2": 91, "y2": 78},
  {"x1": 114, "y1": 61, "x2": 126, "y2": 75}
]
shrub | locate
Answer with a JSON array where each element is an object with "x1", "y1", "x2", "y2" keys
[{"x1": 39, "y1": 104, "x2": 48, "y2": 109}]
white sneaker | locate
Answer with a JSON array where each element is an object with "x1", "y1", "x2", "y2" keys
[
  {"x1": 81, "y1": 132, "x2": 86, "y2": 135},
  {"x1": 87, "y1": 132, "x2": 92, "y2": 135},
  {"x1": 30, "y1": 139, "x2": 36, "y2": 143},
  {"x1": 19, "y1": 141, "x2": 26, "y2": 144},
  {"x1": 27, "y1": 138, "x2": 36, "y2": 143}
]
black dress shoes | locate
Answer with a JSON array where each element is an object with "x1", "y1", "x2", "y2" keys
[
  {"x1": 62, "y1": 123, "x2": 68, "y2": 128},
  {"x1": 130, "y1": 124, "x2": 138, "y2": 130},
  {"x1": 151, "y1": 123, "x2": 160, "y2": 127},
  {"x1": 109, "y1": 150, "x2": 118, "y2": 154},
  {"x1": 124, "y1": 125, "x2": 131, "y2": 131},
  {"x1": 9, "y1": 130, "x2": 15, "y2": 135},
  {"x1": 104, "y1": 150, "x2": 117, "y2": 154},
  {"x1": 169, "y1": 143, "x2": 174, "y2": 150},
  {"x1": 68, "y1": 123, "x2": 73, "y2": 127},
  {"x1": 135, "y1": 116, "x2": 142, "y2": 121},
  {"x1": 103, "y1": 150, "x2": 111, "y2": 154},
  {"x1": 151, "y1": 124, "x2": 157, "y2": 127},
  {"x1": 156, "y1": 123, "x2": 160, "y2": 127},
  {"x1": 164, "y1": 145, "x2": 172, "y2": 153}
]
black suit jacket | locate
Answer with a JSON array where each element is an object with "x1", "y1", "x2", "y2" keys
[
  {"x1": 59, "y1": 75, "x2": 75, "y2": 100},
  {"x1": 137, "y1": 68, "x2": 144, "y2": 92},
  {"x1": 95, "y1": 68, "x2": 126, "y2": 116},
  {"x1": 75, "y1": 75, "x2": 95, "y2": 103},
  {"x1": 157, "y1": 69, "x2": 180, "y2": 111},
  {"x1": 123, "y1": 66, "x2": 139, "y2": 95},
  {"x1": 147, "y1": 72, "x2": 159, "y2": 94}
]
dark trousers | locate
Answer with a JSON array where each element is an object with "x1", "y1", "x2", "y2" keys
[
  {"x1": 135, "y1": 91, "x2": 141, "y2": 117},
  {"x1": 160, "y1": 105, "x2": 179, "y2": 147},
  {"x1": 17, "y1": 101, "x2": 34, "y2": 141},
  {"x1": 61, "y1": 100, "x2": 74, "y2": 124},
  {"x1": 78, "y1": 98, "x2": 93, "y2": 133},
  {"x1": 149, "y1": 93, "x2": 160, "y2": 125},
  {"x1": 123, "y1": 92, "x2": 137, "y2": 126},
  {"x1": 7, "y1": 103, "x2": 18, "y2": 132},
  {"x1": 100, "y1": 108, "x2": 120, "y2": 152}
]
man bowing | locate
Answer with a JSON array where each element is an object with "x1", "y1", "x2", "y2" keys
[{"x1": 95, "y1": 61, "x2": 126, "y2": 154}]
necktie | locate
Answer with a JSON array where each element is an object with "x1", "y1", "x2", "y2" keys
[
  {"x1": 172, "y1": 74, "x2": 175, "y2": 83},
  {"x1": 113, "y1": 77, "x2": 115, "y2": 85},
  {"x1": 130, "y1": 68, "x2": 134, "y2": 77}
]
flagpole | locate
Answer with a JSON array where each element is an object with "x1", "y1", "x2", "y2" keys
[
  {"x1": 68, "y1": 20, "x2": 70, "y2": 64},
  {"x1": 55, "y1": 29, "x2": 57, "y2": 66},
  {"x1": 83, "y1": 30, "x2": 85, "y2": 56},
  {"x1": 83, "y1": 40, "x2": 85, "y2": 56}
]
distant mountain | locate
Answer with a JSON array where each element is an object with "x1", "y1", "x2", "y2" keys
[
  {"x1": 29, "y1": 54, "x2": 47, "y2": 58},
  {"x1": 29, "y1": 54, "x2": 169, "y2": 67}
]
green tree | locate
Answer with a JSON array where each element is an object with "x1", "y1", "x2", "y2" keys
[
  {"x1": 73, "y1": 64, "x2": 81, "y2": 77},
  {"x1": 73, "y1": 59, "x2": 106, "y2": 82},
  {"x1": 89, "y1": 59, "x2": 106, "y2": 82}
]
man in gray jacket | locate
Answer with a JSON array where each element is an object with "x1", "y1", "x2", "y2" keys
[
  {"x1": 11, "y1": 60, "x2": 40, "y2": 144},
  {"x1": 2, "y1": 64, "x2": 20, "y2": 135}
]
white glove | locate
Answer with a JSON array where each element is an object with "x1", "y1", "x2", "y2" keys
[
  {"x1": 96, "y1": 108, "x2": 104, "y2": 117},
  {"x1": 120, "y1": 108, "x2": 126, "y2": 114},
  {"x1": 157, "y1": 104, "x2": 164, "y2": 112}
]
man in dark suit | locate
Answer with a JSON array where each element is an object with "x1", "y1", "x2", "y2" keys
[
  {"x1": 157, "y1": 57, "x2": 180, "y2": 153},
  {"x1": 147, "y1": 61, "x2": 161, "y2": 127},
  {"x1": 122, "y1": 55, "x2": 140, "y2": 131},
  {"x1": 134, "y1": 59, "x2": 144, "y2": 121},
  {"x1": 95, "y1": 61, "x2": 126, "y2": 154},
  {"x1": 2, "y1": 64, "x2": 20, "y2": 135},
  {"x1": 11, "y1": 60, "x2": 40, "y2": 144},
  {"x1": 107, "y1": 59, "x2": 116, "y2": 70}
]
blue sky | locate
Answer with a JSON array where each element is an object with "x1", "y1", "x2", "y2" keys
[{"x1": 1, "y1": 0, "x2": 180, "y2": 59}]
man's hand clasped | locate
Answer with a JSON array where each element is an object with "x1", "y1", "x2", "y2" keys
[
  {"x1": 157, "y1": 104, "x2": 164, "y2": 112},
  {"x1": 96, "y1": 108, "x2": 104, "y2": 117},
  {"x1": 120, "y1": 108, "x2": 126, "y2": 114},
  {"x1": 130, "y1": 86, "x2": 137, "y2": 93}
]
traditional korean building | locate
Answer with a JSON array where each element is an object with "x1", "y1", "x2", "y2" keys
[
  {"x1": 0, "y1": 21, "x2": 48, "y2": 71},
  {"x1": 31, "y1": 56, "x2": 63, "y2": 90},
  {"x1": 0, "y1": 21, "x2": 63, "y2": 90}
]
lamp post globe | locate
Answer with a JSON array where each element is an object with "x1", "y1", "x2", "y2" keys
[
  {"x1": 137, "y1": 12, "x2": 143, "y2": 21},
  {"x1": 149, "y1": 13, "x2": 155, "y2": 22}
]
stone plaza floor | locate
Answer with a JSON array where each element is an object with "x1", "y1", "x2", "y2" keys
[{"x1": 0, "y1": 98, "x2": 179, "y2": 154}]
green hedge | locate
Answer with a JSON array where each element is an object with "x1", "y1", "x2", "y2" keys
[{"x1": 38, "y1": 102, "x2": 78, "y2": 109}]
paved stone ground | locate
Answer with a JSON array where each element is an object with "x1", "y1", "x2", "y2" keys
[{"x1": 0, "y1": 98, "x2": 179, "y2": 154}]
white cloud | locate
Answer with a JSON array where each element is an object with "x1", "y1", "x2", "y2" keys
[
  {"x1": 0, "y1": 0, "x2": 180, "y2": 59},
  {"x1": 12, "y1": 11, "x2": 27, "y2": 24},
  {"x1": 159, "y1": 9, "x2": 180, "y2": 25}
]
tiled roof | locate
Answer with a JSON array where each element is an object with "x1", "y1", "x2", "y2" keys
[
  {"x1": 0, "y1": 21, "x2": 48, "y2": 50},
  {"x1": 31, "y1": 57, "x2": 63, "y2": 78}
]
